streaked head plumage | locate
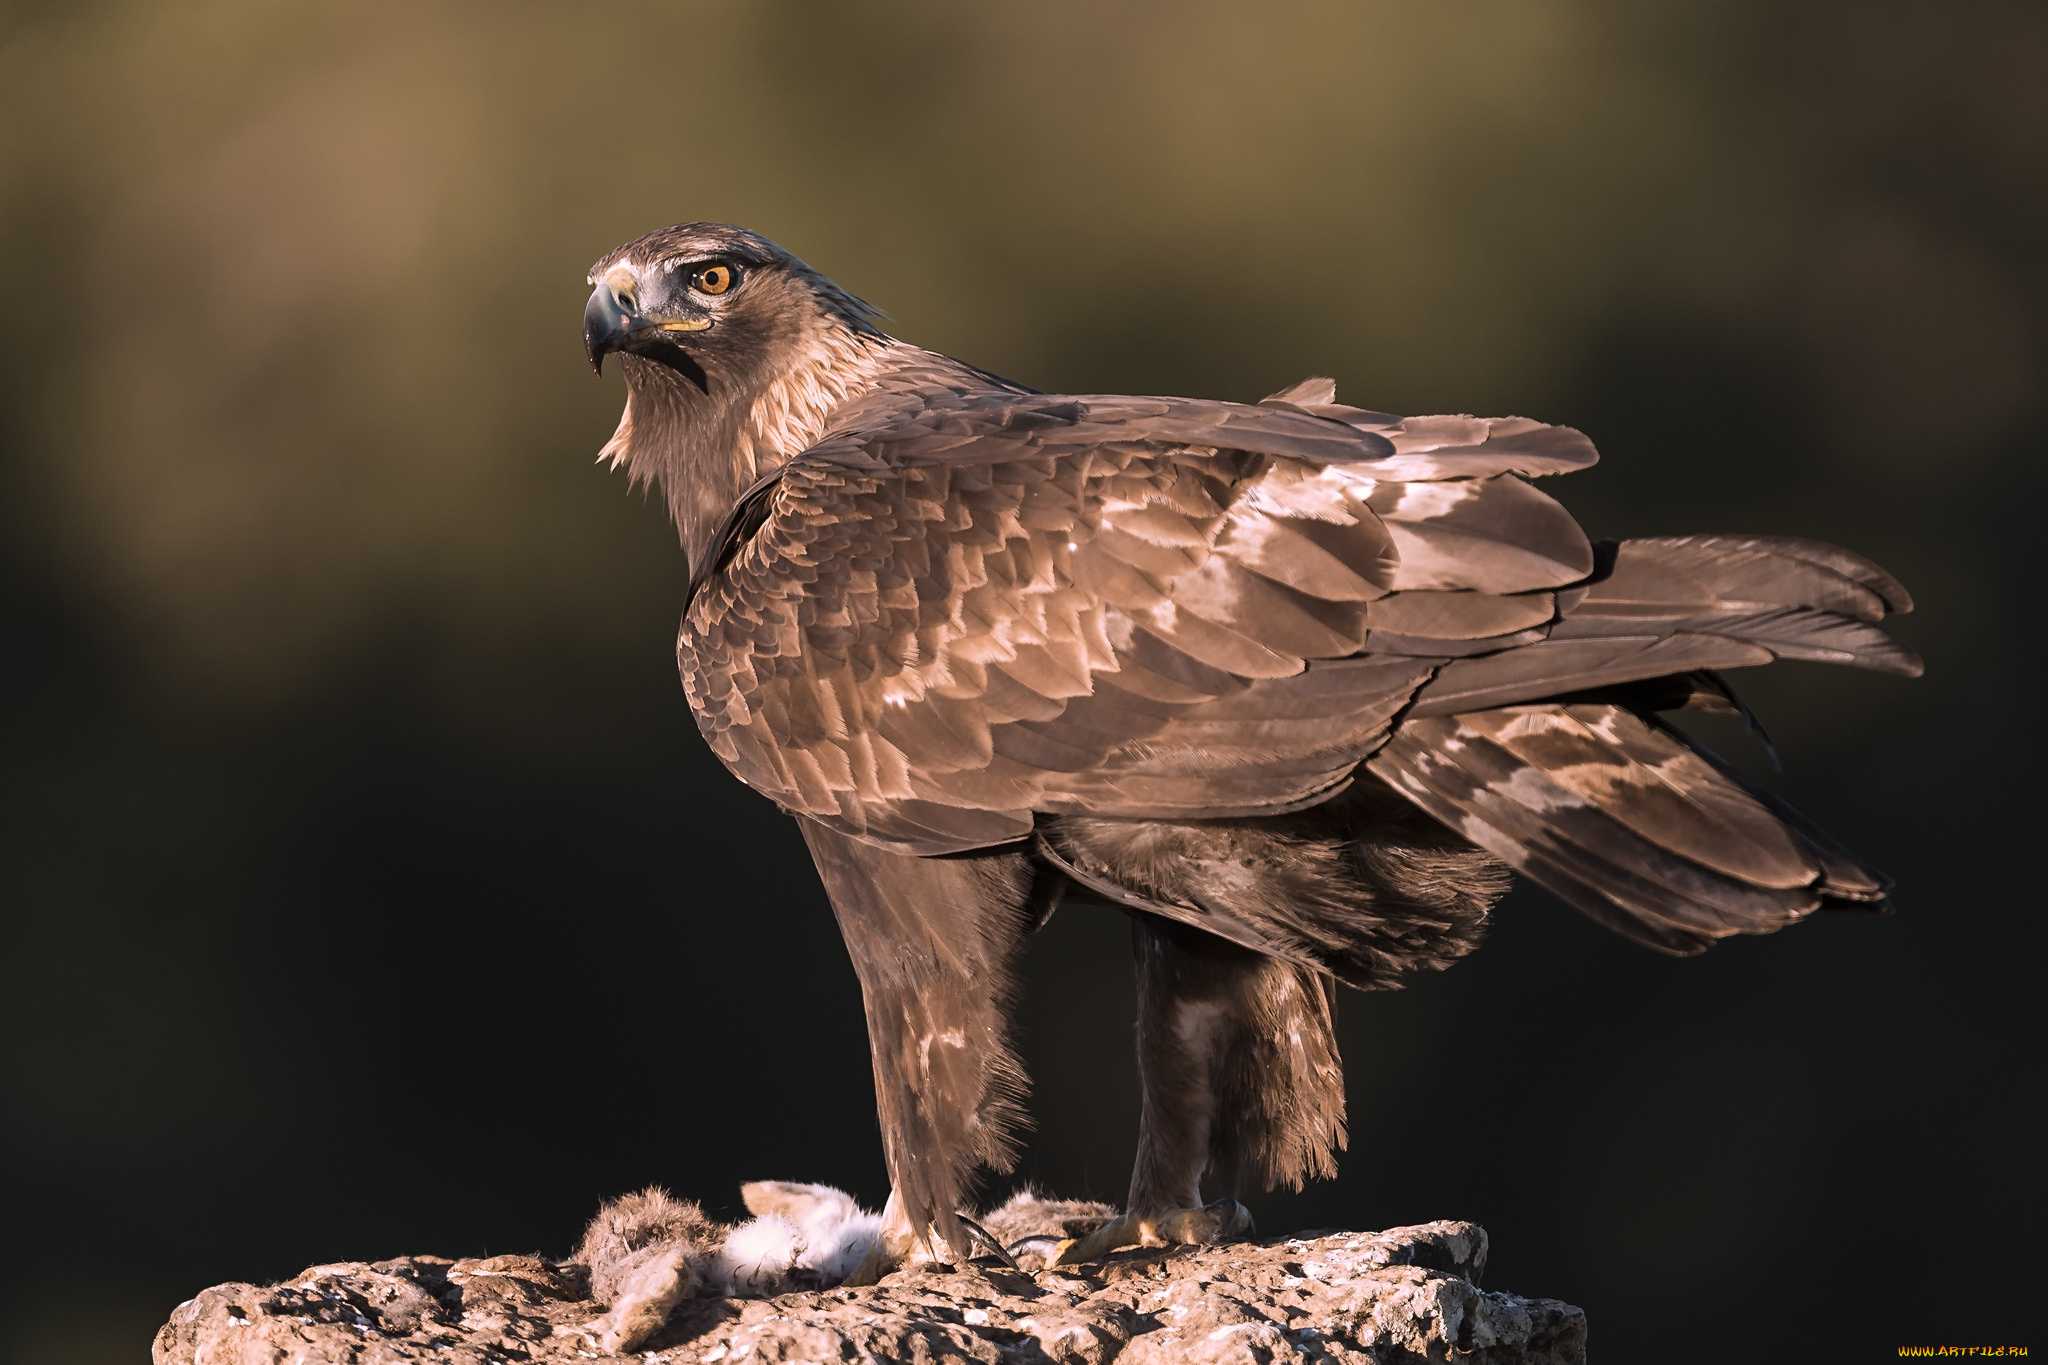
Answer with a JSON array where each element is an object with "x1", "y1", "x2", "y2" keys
[{"x1": 584, "y1": 222, "x2": 879, "y2": 380}]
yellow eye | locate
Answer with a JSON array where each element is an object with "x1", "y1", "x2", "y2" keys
[{"x1": 692, "y1": 263, "x2": 734, "y2": 295}]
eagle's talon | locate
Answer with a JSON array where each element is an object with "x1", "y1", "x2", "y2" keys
[
  {"x1": 1171, "y1": 1198, "x2": 1252, "y2": 1244},
  {"x1": 1003, "y1": 1234, "x2": 1066, "y2": 1271},
  {"x1": 840, "y1": 1227, "x2": 937, "y2": 1286},
  {"x1": 1047, "y1": 1214, "x2": 1136, "y2": 1267},
  {"x1": 839, "y1": 1193, "x2": 1011, "y2": 1285},
  {"x1": 1047, "y1": 1199, "x2": 1253, "y2": 1266}
]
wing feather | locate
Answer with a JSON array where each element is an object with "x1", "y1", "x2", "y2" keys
[
  {"x1": 1369, "y1": 475, "x2": 1594, "y2": 592},
  {"x1": 1369, "y1": 707, "x2": 1836, "y2": 952},
  {"x1": 1460, "y1": 707, "x2": 1814, "y2": 885},
  {"x1": 1368, "y1": 590, "x2": 1556, "y2": 639}
]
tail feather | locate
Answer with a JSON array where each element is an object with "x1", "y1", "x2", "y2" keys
[
  {"x1": 1609, "y1": 534, "x2": 1912, "y2": 615},
  {"x1": 1404, "y1": 535, "x2": 1921, "y2": 717},
  {"x1": 1549, "y1": 604, "x2": 1917, "y2": 671},
  {"x1": 1410, "y1": 634, "x2": 1774, "y2": 716}
]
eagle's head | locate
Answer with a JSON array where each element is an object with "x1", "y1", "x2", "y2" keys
[
  {"x1": 583, "y1": 223, "x2": 879, "y2": 388},
  {"x1": 582, "y1": 223, "x2": 887, "y2": 559}
]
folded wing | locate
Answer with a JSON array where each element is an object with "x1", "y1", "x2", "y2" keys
[{"x1": 682, "y1": 377, "x2": 1916, "y2": 956}]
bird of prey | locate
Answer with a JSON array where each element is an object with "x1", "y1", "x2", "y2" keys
[{"x1": 580, "y1": 223, "x2": 1919, "y2": 1278}]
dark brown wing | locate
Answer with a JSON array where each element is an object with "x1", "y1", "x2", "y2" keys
[
  {"x1": 679, "y1": 388, "x2": 1598, "y2": 856},
  {"x1": 1369, "y1": 702, "x2": 1892, "y2": 955}
]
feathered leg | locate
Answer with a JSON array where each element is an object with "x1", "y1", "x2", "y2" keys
[
  {"x1": 1058, "y1": 915, "x2": 1345, "y2": 1263},
  {"x1": 798, "y1": 818, "x2": 1055, "y2": 1279}
]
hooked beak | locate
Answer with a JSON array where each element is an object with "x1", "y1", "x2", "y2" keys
[{"x1": 583, "y1": 278, "x2": 712, "y2": 375}]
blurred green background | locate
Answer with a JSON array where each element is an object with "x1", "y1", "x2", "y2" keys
[{"x1": 1, "y1": 1, "x2": 2041, "y2": 1359}]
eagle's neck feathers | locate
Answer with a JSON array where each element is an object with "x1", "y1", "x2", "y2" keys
[{"x1": 610, "y1": 317, "x2": 898, "y2": 566}]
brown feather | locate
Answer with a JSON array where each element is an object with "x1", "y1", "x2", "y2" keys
[
  {"x1": 1369, "y1": 475, "x2": 1594, "y2": 592},
  {"x1": 1368, "y1": 589, "x2": 1556, "y2": 639}
]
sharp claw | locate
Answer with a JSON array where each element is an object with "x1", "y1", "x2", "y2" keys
[
  {"x1": 956, "y1": 1214, "x2": 1019, "y2": 1269},
  {"x1": 1204, "y1": 1198, "x2": 1254, "y2": 1240},
  {"x1": 1196, "y1": 1203, "x2": 1253, "y2": 1244}
]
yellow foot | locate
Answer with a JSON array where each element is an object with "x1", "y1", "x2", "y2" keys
[
  {"x1": 840, "y1": 1190, "x2": 923, "y2": 1287},
  {"x1": 838, "y1": 1231, "x2": 907, "y2": 1287},
  {"x1": 839, "y1": 1195, "x2": 1014, "y2": 1286},
  {"x1": 1049, "y1": 1198, "x2": 1253, "y2": 1267}
]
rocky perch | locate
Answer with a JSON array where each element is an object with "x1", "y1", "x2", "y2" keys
[{"x1": 152, "y1": 1220, "x2": 1585, "y2": 1364}]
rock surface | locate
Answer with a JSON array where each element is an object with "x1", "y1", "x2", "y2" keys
[{"x1": 153, "y1": 1221, "x2": 1585, "y2": 1364}]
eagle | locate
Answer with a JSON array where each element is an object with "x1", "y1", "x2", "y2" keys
[{"x1": 580, "y1": 223, "x2": 1919, "y2": 1280}]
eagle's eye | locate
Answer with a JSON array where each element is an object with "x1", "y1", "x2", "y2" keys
[{"x1": 691, "y1": 263, "x2": 736, "y2": 296}]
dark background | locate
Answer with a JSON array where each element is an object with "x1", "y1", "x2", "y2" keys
[{"x1": 2, "y1": 2, "x2": 2042, "y2": 1360}]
